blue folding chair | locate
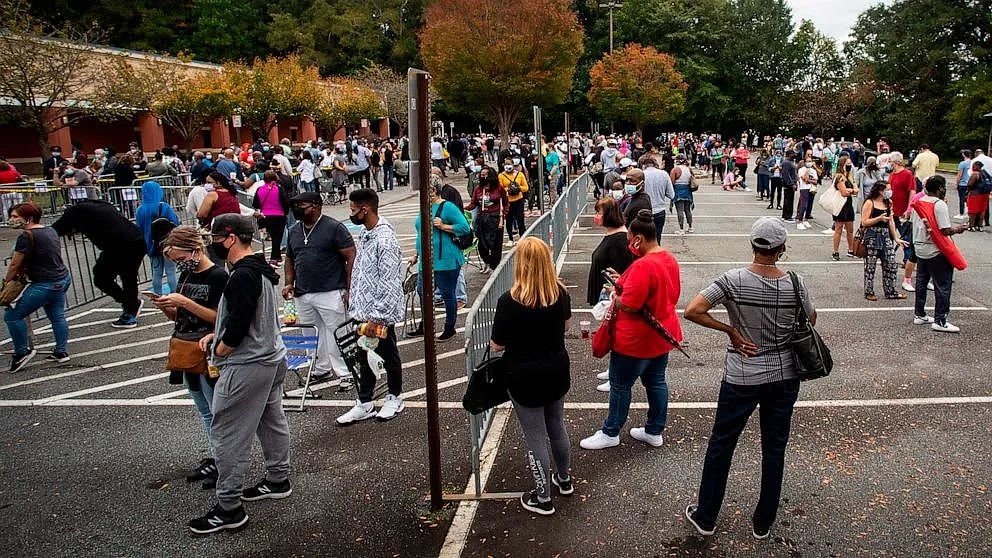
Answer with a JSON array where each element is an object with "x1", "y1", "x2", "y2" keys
[{"x1": 282, "y1": 324, "x2": 319, "y2": 412}]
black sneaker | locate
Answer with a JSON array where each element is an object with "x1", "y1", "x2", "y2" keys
[
  {"x1": 437, "y1": 328, "x2": 457, "y2": 342},
  {"x1": 408, "y1": 323, "x2": 424, "y2": 337},
  {"x1": 241, "y1": 478, "x2": 292, "y2": 502},
  {"x1": 685, "y1": 504, "x2": 715, "y2": 536},
  {"x1": 202, "y1": 477, "x2": 216, "y2": 490},
  {"x1": 111, "y1": 314, "x2": 137, "y2": 329},
  {"x1": 45, "y1": 351, "x2": 70, "y2": 363},
  {"x1": 831, "y1": 252, "x2": 840, "y2": 261},
  {"x1": 551, "y1": 474, "x2": 573, "y2": 496},
  {"x1": 752, "y1": 524, "x2": 771, "y2": 540},
  {"x1": 9, "y1": 349, "x2": 36, "y2": 373},
  {"x1": 520, "y1": 490, "x2": 555, "y2": 516},
  {"x1": 188, "y1": 504, "x2": 248, "y2": 535},
  {"x1": 186, "y1": 458, "x2": 217, "y2": 483}
]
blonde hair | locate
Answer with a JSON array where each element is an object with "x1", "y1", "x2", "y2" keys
[
  {"x1": 510, "y1": 237, "x2": 564, "y2": 308},
  {"x1": 162, "y1": 225, "x2": 206, "y2": 255}
]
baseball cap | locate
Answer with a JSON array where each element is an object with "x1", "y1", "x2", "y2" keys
[
  {"x1": 619, "y1": 157, "x2": 635, "y2": 169},
  {"x1": 750, "y1": 217, "x2": 787, "y2": 249},
  {"x1": 607, "y1": 138, "x2": 617, "y2": 145},
  {"x1": 291, "y1": 192, "x2": 323, "y2": 206},
  {"x1": 210, "y1": 214, "x2": 256, "y2": 238}
]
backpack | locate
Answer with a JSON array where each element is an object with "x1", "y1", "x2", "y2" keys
[
  {"x1": 150, "y1": 203, "x2": 176, "y2": 254},
  {"x1": 435, "y1": 201, "x2": 474, "y2": 252},
  {"x1": 977, "y1": 170, "x2": 992, "y2": 195},
  {"x1": 506, "y1": 172, "x2": 522, "y2": 196}
]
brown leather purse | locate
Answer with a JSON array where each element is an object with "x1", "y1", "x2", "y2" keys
[{"x1": 166, "y1": 336, "x2": 209, "y2": 374}]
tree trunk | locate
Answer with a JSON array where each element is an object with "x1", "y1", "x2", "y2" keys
[{"x1": 493, "y1": 103, "x2": 520, "y2": 149}]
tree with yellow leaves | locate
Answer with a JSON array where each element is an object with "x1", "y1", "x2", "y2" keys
[{"x1": 223, "y1": 56, "x2": 322, "y2": 140}]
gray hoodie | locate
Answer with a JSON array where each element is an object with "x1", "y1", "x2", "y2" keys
[{"x1": 213, "y1": 254, "x2": 286, "y2": 367}]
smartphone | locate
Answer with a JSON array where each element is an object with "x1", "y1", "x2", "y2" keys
[
  {"x1": 141, "y1": 291, "x2": 160, "y2": 299},
  {"x1": 601, "y1": 269, "x2": 617, "y2": 288}
]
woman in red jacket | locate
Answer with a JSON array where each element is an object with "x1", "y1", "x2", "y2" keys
[{"x1": 581, "y1": 209, "x2": 682, "y2": 450}]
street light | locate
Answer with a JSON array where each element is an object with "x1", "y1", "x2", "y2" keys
[
  {"x1": 598, "y1": 1, "x2": 623, "y2": 54},
  {"x1": 984, "y1": 112, "x2": 992, "y2": 154}
]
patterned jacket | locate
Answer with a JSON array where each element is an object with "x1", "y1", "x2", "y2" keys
[{"x1": 349, "y1": 217, "x2": 404, "y2": 325}]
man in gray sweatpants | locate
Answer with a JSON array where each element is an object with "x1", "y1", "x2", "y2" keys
[{"x1": 188, "y1": 214, "x2": 291, "y2": 535}]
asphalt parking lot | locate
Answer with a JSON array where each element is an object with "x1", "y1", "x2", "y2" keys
[{"x1": 2, "y1": 177, "x2": 990, "y2": 557}]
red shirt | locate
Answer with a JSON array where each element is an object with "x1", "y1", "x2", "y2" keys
[
  {"x1": 614, "y1": 250, "x2": 682, "y2": 358},
  {"x1": 0, "y1": 168, "x2": 22, "y2": 184},
  {"x1": 889, "y1": 168, "x2": 915, "y2": 216},
  {"x1": 734, "y1": 148, "x2": 750, "y2": 165}
]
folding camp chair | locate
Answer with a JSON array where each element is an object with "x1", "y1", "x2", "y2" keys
[
  {"x1": 462, "y1": 210, "x2": 486, "y2": 272},
  {"x1": 334, "y1": 319, "x2": 389, "y2": 401},
  {"x1": 399, "y1": 265, "x2": 421, "y2": 339},
  {"x1": 281, "y1": 324, "x2": 319, "y2": 412}
]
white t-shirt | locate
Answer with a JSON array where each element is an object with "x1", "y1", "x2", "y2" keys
[
  {"x1": 911, "y1": 195, "x2": 951, "y2": 260},
  {"x1": 430, "y1": 141, "x2": 444, "y2": 161},
  {"x1": 798, "y1": 167, "x2": 817, "y2": 190},
  {"x1": 354, "y1": 145, "x2": 372, "y2": 170}
]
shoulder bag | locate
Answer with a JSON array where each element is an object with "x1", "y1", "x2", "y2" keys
[
  {"x1": 591, "y1": 298, "x2": 618, "y2": 358},
  {"x1": 0, "y1": 230, "x2": 33, "y2": 307},
  {"x1": 851, "y1": 227, "x2": 867, "y2": 258},
  {"x1": 817, "y1": 179, "x2": 845, "y2": 216},
  {"x1": 462, "y1": 346, "x2": 509, "y2": 414},
  {"x1": 787, "y1": 271, "x2": 832, "y2": 381},
  {"x1": 165, "y1": 276, "x2": 209, "y2": 374}
]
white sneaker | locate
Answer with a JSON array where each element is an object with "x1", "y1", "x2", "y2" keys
[
  {"x1": 820, "y1": 228, "x2": 834, "y2": 235},
  {"x1": 931, "y1": 321, "x2": 961, "y2": 333},
  {"x1": 596, "y1": 371, "x2": 609, "y2": 380},
  {"x1": 580, "y1": 430, "x2": 620, "y2": 450},
  {"x1": 676, "y1": 229, "x2": 685, "y2": 236},
  {"x1": 336, "y1": 401, "x2": 376, "y2": 425},
  {"x1": 796, "y1": 222, "x2": 806, "y2": 230},
  {"x1": 953, "y1": 214, "x2": 966, "y2": 221},
  {"x1": 927, "y1": 281, "x2": 934, "y2": 291},
  {"x1": 913, "y1": 315, "x2": 935, "y2": 325},
  {"x1": 596, "y1": 380, "x2": 611, "y2": 392},
  {"x1": 376, "y1": 394, "x2": 405, "y2": 421},
  {"x1": 902, "y1": 280, "x2": 916, "y2": 292},
  {"x1": 687, "y1": 227, "x2": 694, "y2": 234},
  {"x1": 629, "y1": 427, "x2": 664, "y2": 447}
]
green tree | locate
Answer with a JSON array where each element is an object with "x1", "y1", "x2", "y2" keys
[
  {"x1": 354, "y1": 63, "x2": 409, "y2": 135},
  {"x1": 182, "y1": 0, "x2": 267, "y2": 62},
  {"x1": 420, "y1": 0, "x2": 584, "y2": 144}
]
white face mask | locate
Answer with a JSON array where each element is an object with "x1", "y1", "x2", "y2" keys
[
  {"x1": 504, "y1": 165, "x2": 513, "y2": 173},
  {"x1": 610, "y1": 189, "x2": 625, "y2": 200}
]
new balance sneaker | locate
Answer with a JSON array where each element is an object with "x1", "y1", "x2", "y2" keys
[
  {"x1": 931, "y1": 321, "x2": 961, "y2": 333},
  {"x1": 111, "y1": 314, "x2": 138, "y2": 329},
  {"x1": 45, "y1": 351, "x2": 70, "y2": 364},
  {"x1": 186, "y1": 458, "x2": 217, "y2": 483},
  {"x1": 629, "y1": 427, "x2": 664, "y2": 447},
  {"x1": 595, "y1": 380, "x2": 611, "y2": 392},
  {"x1": 551, "y1": 474, "x2": 574, "y2": 496},
  {"x1": 519, "y1": 490, "x2": 555, "y2": 516},
  {"x1": 376, "y1": 394, "x2": 405, "y2": 421},
  {"x1": 9, "y1": 349, "x2": 36, "y2": 373},
  {"x1": 684, "y1": 504, "x2": 715, "y2": 536},
  {"x1": 753, "y1": 524, "x2": 771, "y2": 540},
  {"x1": 336, "y1": 401, "x2": 376, "y2": 425},
  {"x1": 913, "y1": 315, "x2": 935, "y2": 325},
  {"x1": 189, "y1": 504, "x2": 248, "y2": 535},
  {"x1": 579, "y1": 430, "x2": 620, "y2": 450},
  {"x1": 901, "y1": 280, "x2": 916, "y2": 292},
  {"x1": 241, "y1": 478, "x2": 292, "y2": 501},
  {"x1": 596, "y1": 371, "x2": 609, "y2": 380}
]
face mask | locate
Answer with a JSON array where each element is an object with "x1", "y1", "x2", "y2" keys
[
  {"x1": 349, "y1": 209, "x2": 366, "y2": 226},
  {"x1": 51, "y1": 151, "x2": 61, "y2": 157},
  {"x1": 205, "y1": 154, "x2": 213, "y2": 160},
  {"x1": 845, "y1": 164, "x2": 853, "y2": 172},
  {"x1": 337, "y1": 147, "x2": 346, "y2": 153},
  {"x1": 211, "y1": 240, "x2": 231, "y2": 261},
  {"x1": 883, "y1": 190, "x2": 892, "y2": 200},
  {"x1": 593, "y1": 214, "x2": 604, "y2": 227},
  {"x1": 610, "y1": 189, "x2": 625, "y2": 200},
  {"x1": 884, "y1": 164, "x2": 893, "y2": 172},
  {"x1": 628, "y1": 236, "x2": 642, "y2": 258},
  {"x1": 624, "y1": 183, "x2": 639, "y2": 195},
  {"x1": 805, "y1": 162, "x2": 814, "y2": 168},
  {"x1": 8, "y1": 217, "x2": 26, "y2": 229},
  {"x1": 503, "y1": 165, "x2": 513, "y2": 173},
  {"x1": 291, "y1": 206, "x2": 308, "y2": 221},
  {"x1": 469, "y1": 164, "x2": 481, "y2": 173},
  {"x1": 176, "y1": 255, "x2": 200, "y2": 274}
]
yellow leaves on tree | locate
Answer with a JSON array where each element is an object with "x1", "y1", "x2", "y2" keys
[
  {"x1": 588, "y1": 44, "x2": 688, "y2": 135},
  {"x1": 223, "y1": 55, "x2": 322, "y2": 138},
  {"x1": 314, "y1": 78, "x2": 383, "y2": 133},
  {"x1": 420, "y1": 0, "x2": 583, "y2": 144}
]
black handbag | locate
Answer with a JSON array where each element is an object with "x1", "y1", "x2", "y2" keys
[
  {"x1": 462, "y1": 347, "x2": 509, "y2": 414},
  {"x1": 787, "y1": 271, "x2": 832, "y2": 381}
]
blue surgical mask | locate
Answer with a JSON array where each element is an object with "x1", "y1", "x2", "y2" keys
[
  {"x1": 883, "y1": 190, "x2": 892, "y2": 200},
  {"x1": 624, "y1": 184, "x2": 639, "y2": 195}
]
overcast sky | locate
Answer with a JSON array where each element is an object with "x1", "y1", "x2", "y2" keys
[{"x1": 787, "y1": 0, "x2": 885, "y2": 45}]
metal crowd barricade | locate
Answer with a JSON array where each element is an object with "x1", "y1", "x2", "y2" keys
[
  {"x1": 462, "y1": 172, "x2": 590, "y2": 496},
  {"x1": 0, "y1": 180, "x2": 69, "y2": 219}
]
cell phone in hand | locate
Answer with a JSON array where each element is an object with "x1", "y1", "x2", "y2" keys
[
  {"x1": 141, "y1": 291, "x2": 159, "y2": 299},
  {"x1": 601, "y1": 269, "x2": 617, "y2": 287}
]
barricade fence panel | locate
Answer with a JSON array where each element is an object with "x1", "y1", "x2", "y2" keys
[{"x1": 462, "y1": 172, "x2": 590, "y2": 496}]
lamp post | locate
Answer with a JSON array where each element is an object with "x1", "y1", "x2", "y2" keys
[
  {"x1": 598, "y1": 1, "x2": 623, "y2": 54},
  {"x1": 984, "y1": 112, "x2": 992, "y2": 155}
]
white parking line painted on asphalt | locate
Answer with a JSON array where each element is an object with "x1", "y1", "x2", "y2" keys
[
  {"x1": 562, "y1": 260, "x2": 865, "y2": 266},
  {"x1": 439, "y1": 408, "x2": 511, "y2": 558},
  {"x1": 145, "y1": 389, "x2": 189, "y2": 402},
  {"x1": 568, "y1": 306, "x2": 989, "y2": 314},
  {"x1": 0, "y1": 352, "x2": 168, "y2": 392},
  {"x1": 24, "y1": 320, "x2": 172, "y2": 350},
  {"x1": 33, "y1": 369, "x2": 171, "y2": 404},
  {"x1": 284, "y1": 348, "x2": 466, "y2": 397}
]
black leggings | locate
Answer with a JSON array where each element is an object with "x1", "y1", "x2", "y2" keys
[
  {"x1": 475, "y1": 213, "x2": 503, "y2": 269},
  {"x1": 262, "y1": 215, "x2": 287, "y2": 261},
  {"x1": 507, "y1": 199, "x2": 526, "y2": 240}
]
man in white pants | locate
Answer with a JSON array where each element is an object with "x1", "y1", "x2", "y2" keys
[{"x1": 283, "y1": 192, "x2": 356, "y2": 386}]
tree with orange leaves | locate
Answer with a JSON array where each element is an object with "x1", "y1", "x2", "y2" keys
[
  {"x1": 420, "y1": 0, "x2": 583, "y2": 145},
  {"x1": 588, "y1": 44, "x2": 687, "y2": 137}
]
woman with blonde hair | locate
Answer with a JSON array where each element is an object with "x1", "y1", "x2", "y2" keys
[
  {"x1": 490, "y1": 236, "x2": 573, "y2": 516},
  {"x1": 830, "y1": 155, "x2": 859, "y2": 260}
]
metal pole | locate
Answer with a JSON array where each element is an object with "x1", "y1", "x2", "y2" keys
[
  {"x1": 609, "y1": 7, "x2": 614, "y2": 53},
  {"x1": 407, "y1": 72, "x2": 421, "y2": 192},
  {"x1": 534, "y1": 106, "x2": 545, "y2": 213},
  {"x1": 564, "y1": 112, "x2": 570, "y2": 187},
  {"x1": 409, "y1": 68, "x2": 443, "y2": 511}
]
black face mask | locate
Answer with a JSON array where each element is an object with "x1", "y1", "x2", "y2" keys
[
  {"x1": 291, "y1": 207, "x2": 308, "y2": 221},
  {"x1": 211, "y1": 240, "x2": 231, "y2": 261},
  {"x1": 349, "y1": 209, "x2": 365, "y2": 226}
]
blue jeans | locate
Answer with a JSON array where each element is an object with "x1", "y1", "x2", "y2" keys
[
  {"x1": 652, "y1": 211, "x2": 666, "y2": 242},
  {"x1": 694, "y1": 379, "x2": 800, "y2": 531},
  {"x1": 149, "y1": 254, "x2": 177, "y2": 295},
  {"x1": 383, "y1": 165, "x2": 395, "y2": 190},
  {"x1": 4, "y1": 276, "x2": 71, "y2": 355},
  {"x1": 184, "y1": 373, "x2": 215, "y2": 453},
  {"x1": 417, "y1": 268, "x2": 460, "y2": 332},
  {"x1": 301, "y1": 179, "x2": 317, "y2": 193},
  {"x1": 602, "y1": 352, "x2": 670, "y2": 436},
  {"x1": 797, "y1": 190, "x2": 812, "y2": 220},
  {"x1": 757, "y1": 174, "x2": 770, "y2": 196},
  {"x1": 435, "y1": 268, "x2": 467, "y2": 303}
]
